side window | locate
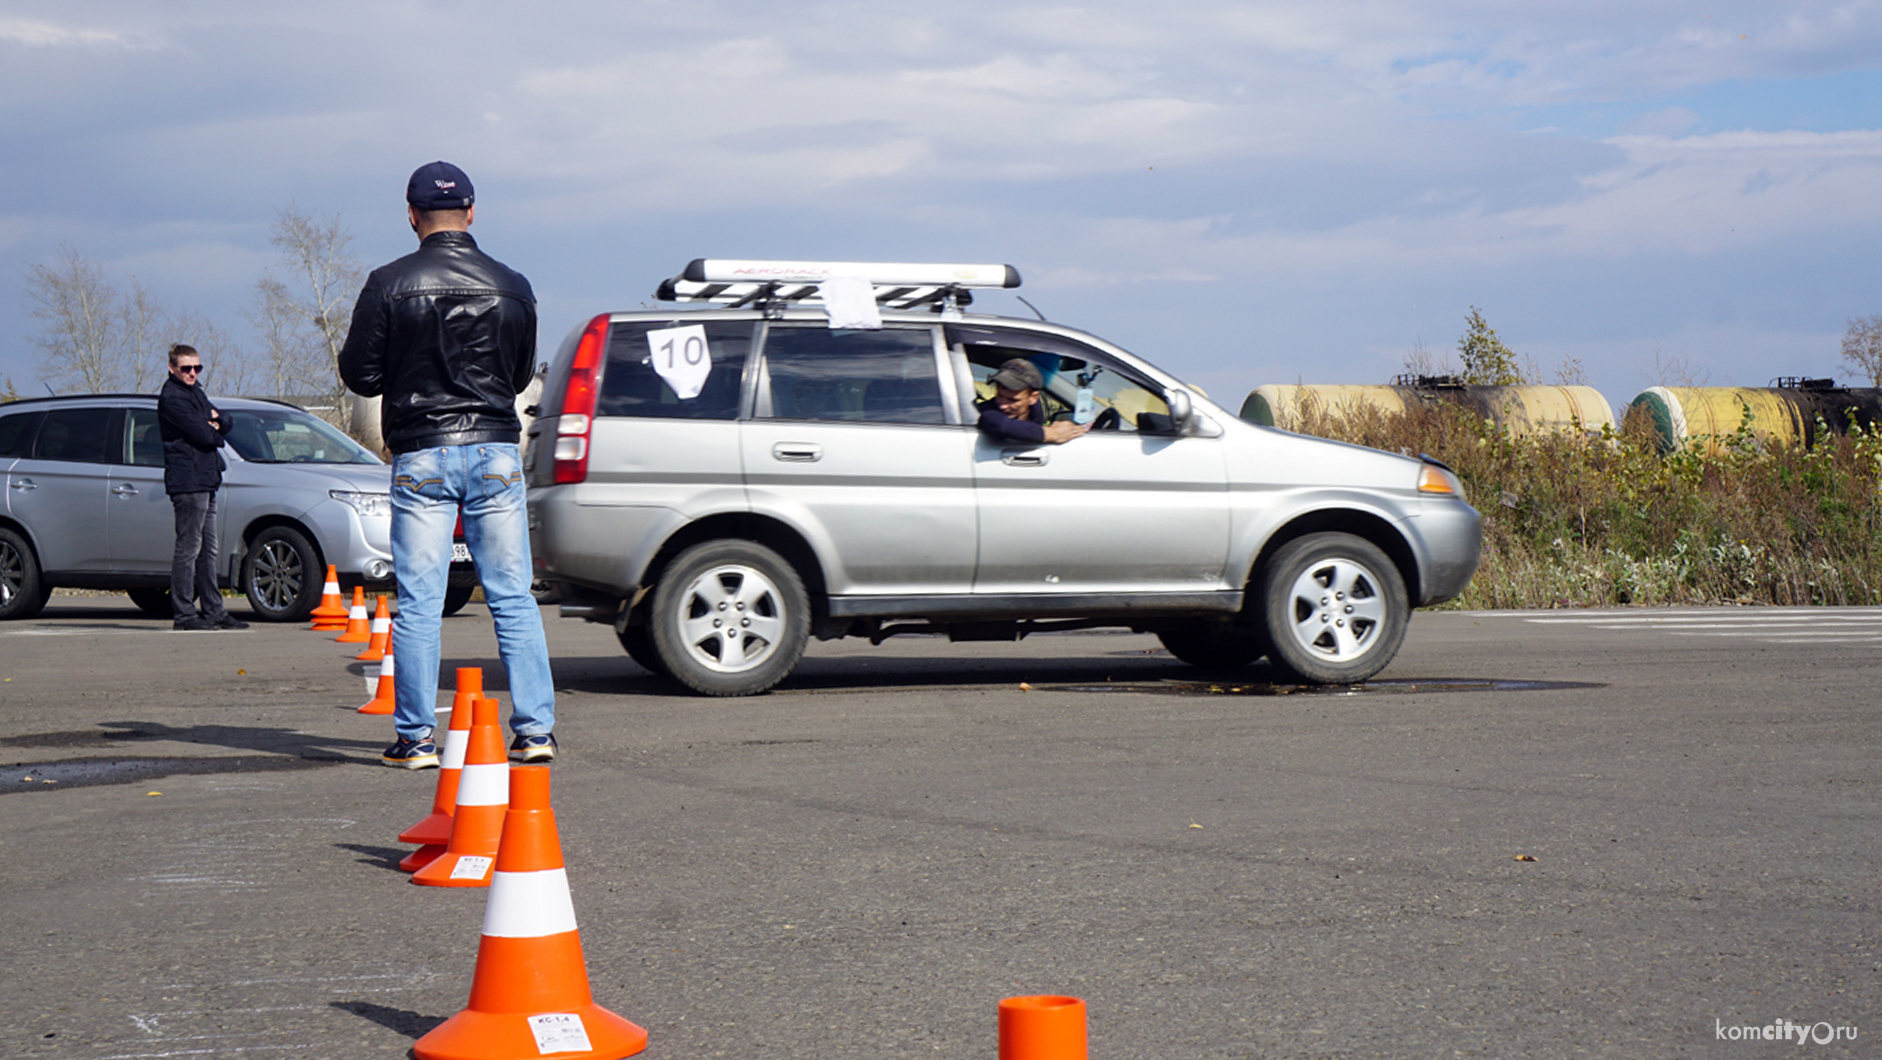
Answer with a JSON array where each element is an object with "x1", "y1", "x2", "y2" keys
[
  {"x1": 596, "y1": 320, "x2": 753, "y2": 420},
  {"x1": 30, "y1": 407, "x2": 112, "y2": 463},
  {"x1": 950, "y1": 325, "x2": 1172, "y2": 433},
  {"x1": 760, "y1": 327, "x2": 946, "y2": 425},
  {"x1": 0, "y1": 410, "x2": 44, "y2": 458},
  {"x1": 125, "y1": 409, "x2": 164, "y2": 467}
]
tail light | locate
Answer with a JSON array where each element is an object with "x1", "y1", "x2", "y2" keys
[{"x1": 553, "y1": 314, "x2": 609, "y2": 485}]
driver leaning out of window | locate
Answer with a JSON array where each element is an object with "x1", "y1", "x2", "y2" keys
[{"x1": 975, "y1": 358, "x2": 1090, "y2": 445}]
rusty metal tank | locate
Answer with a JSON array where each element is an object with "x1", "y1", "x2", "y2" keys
[
  {"x1": 1241, "y1": 381, "x2": 1614, "y2": 436},
  {"x1": 1627, "y1": 380, "x2": 1882, "y2": 454}
]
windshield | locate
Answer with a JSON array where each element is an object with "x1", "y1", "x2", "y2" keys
[{"x1": 223, "y1": 407, "x2": 381, "y2": 465}]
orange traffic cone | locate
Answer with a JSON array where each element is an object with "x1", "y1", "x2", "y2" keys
[
  {"x1": 335, "y1": 587, "x2": 371, "y2": 643},
  {"x1": 358, "y1": 635, "x2": 396, "y2": 715},
  {"x1": 999, "y1": 996, "x2": 1087, "y2": 1060},
  {"x1": 355, "y1": 595, "x2": 391, "y2": 662},
  {"x1": 413, "y1": 696, "x2": 508, "y2": 888},
  {"x1": 310, "y1": 565, "x2": 347, "y2": 630},
  {"x1": 414, "y1": 766, "x2": 648, "y2": 1060},
  {"x1": 398, "y1": 668, "x2": 483, "y2": 872}
]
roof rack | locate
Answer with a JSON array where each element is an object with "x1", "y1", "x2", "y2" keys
[{"x1": 655, "y1": 259, "x2": 1021, "y2": 314}]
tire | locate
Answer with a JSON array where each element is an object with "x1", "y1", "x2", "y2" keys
[
  {"x1": 616, "y1": 623, "x2": 670, "y2": 677},
  {"x1": 531, "y1": 578, "x2": 563, "y2": 606},
  {"x1": 1259, "y1": 532, "x2": 1408, "y2": 685},
  {"x1": 442, "y1": 582, "x2": 477, "y2": 617},
  {"x1": 127, "y1": 587, "x2": 173, "y2": 617},
  {"x1": 1157, "y1": 622, "x2": 1266, "y2": 668},
  {"x1": 0, "y1": 527, "x2": 47, "y2": 621},
  {"x1": 242, "y1": 525, "x2": 321, "y2": 622},
  {"x1": 648, "y1": 540, "x2": 810, "y2": 696}
]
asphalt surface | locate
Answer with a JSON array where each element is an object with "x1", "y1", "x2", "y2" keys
[{"x1": 0, "y1": 595, "x2": 1875, "y2": 1059}]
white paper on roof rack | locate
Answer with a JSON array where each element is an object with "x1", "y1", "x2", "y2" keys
[{"x1": 820, "y1": 276, "x2": 882, "y2": 329}]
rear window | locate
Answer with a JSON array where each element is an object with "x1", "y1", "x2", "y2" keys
[
  {"x1": 31, "y1": 406, "x2": 111, "y2": 463},
  {"x1": 760, "y1": 326, "x2": 946, "y2": 425},
  {"x1": 0, "y1": 410, "x2": 43, "y2": 458},
  {"x1": 597, "y1": 320, "x2": 754, "y2": 420}
]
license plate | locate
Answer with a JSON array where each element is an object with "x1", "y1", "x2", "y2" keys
[{"x1": 451, "y1": 542, "x2": 471, "y2": 564}]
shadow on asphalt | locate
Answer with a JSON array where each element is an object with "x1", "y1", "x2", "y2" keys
[
  {"x1": 329, "y1": 1000, "x2": 446, "y2": 1042},
  {"x1": 0, "y1": 719, "x2": 383, "y2": 793},
  {"x1": 336, "y1": 842, "x2": 413, "y2": 872}
]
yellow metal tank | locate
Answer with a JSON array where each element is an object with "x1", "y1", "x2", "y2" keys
[
  {"x1": 1629, "y1": 387, "x2": 1808, "y2": 455},
  {"x1": 1241, "y1": 383, "x2": 1614, "y2": 436}
]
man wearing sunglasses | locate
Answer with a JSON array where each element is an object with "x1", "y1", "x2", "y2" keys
[{"x1": 157, "y1": 343, "x2": 247, "y2": 631}]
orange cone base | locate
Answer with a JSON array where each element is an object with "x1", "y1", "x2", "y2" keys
[
  {"x1": 357, "y1": 697, "x2": 394, "y2": 715},
  {"x1": 398, "y1": 811, "x2": 453, "y2": 847},
  {"x1": 398, "y1": 843, "x2": 445, "y2": 873},
  {"x1": 415, "y1": 1005, "x2": 646, "y2": 1060},
  {"x1": 411, "y1": 850, "x2": 496, "y2": 887}
]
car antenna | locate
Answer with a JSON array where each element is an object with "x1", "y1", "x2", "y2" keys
[{"x1": 1016, "y1": 295, "x2": 1047, "y2": 321}]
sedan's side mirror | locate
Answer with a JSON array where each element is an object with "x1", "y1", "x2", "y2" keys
[{"x1": 1166, "y1": 388, "x2": 1193, "y2": 429}]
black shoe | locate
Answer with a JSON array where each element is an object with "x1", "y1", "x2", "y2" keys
[
  {"x1": 509, "y1": 733, "x2": 557, "y2": 763},
  {"x1": 383, "y1": 735, "x2": 440, "y2": 769},
  {"x1": 172, "y1": 615, "x2": 216, "y2": 631},
  {"x1": 212, "y1": 613, "x2": 250, "y2": 630}
]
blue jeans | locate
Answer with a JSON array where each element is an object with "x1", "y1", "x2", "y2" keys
[{"x1": 389, "y1": 443, "x2": 554, "y2": 742}]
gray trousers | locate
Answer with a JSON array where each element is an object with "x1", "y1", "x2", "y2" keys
[{"x1": 170, "y1": 490, "x2": 229, "y2": 621}]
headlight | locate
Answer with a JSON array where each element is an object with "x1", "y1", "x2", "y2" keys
[{"x1": 330, "y1": 490, "x2": 393, "y2": 517}]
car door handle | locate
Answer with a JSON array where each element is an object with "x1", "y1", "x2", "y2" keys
[
  {"x1": 1001, "y1": 452, "x2": 1047, "y2": 467},
  {"x1": 9, "y1": 478, "x2": 34, "y2": 491},
  {"x1": 111, "y1": 483, "x2": 139, "y2": 497},
  {"x1": 772, "y1": 443, "x2": 822, "y2": 463}
]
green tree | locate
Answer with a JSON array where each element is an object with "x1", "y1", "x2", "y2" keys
[{"x1": 1457, "y1": 306, "x2": 1525, "y2": 386}]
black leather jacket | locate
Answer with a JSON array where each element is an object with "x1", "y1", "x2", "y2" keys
[
  {"x1": 338, "y1": 230, "x2": 537, "y2": 454},
  {"x1": 157, "y1": 374, "x2": 230, "y2": 493}
]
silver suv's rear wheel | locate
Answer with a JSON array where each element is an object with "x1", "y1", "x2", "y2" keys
[
  {"x1": 0, "y1": 528, "x2": 48, "y2": 621},
  {"x1": 1259, "y1": 532, "x2": 1407, "y2": 684},
  {"x1": 649, "y1": 540, "x2": 809, "y2": 696}
]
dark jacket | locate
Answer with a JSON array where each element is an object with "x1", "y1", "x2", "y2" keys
[
  {"x1": 338, "y1": 230, "x2": 537, "y2": 454},
  {"x1": 157, "y1": 374, "x2": 229, "y2": 494},
  {"x1": 975, "y1": 395, "x2": 1049, "y2": 444}
]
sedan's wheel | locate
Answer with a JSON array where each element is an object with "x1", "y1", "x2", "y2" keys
[
  {"x1": 1156, "y1": 622, "x2": 1266, "y2": 668},
  {"x1": 0, "y1": 528, "x2": 48, "y2": 621},
  {"x1": 127, "y1": 587, "x2": 173, "y2": 617},
  {"x1": 242, "y1": 526, "x2": 321, "y2": 622},
  {"x1": 1259, "y1": 532, "x2": 1407, "y2": 684},
  {"x1": 649, "y1": 540, "x2": 809, "y2": 696}
]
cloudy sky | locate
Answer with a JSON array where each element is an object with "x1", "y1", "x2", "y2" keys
[{"x1": 4, "y1": 1, "x2": 1880, "y2": 416}]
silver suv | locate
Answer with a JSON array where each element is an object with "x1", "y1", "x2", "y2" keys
[
  {"x1": 526, "y1": 260, "x2": 1481, "y2": 695},
  {"x1": 0, "y1": 394, "x2": 409, "y2": 622}
]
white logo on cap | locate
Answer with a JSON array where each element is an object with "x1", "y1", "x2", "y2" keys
[{"x1": 435, "y1": 180, "x2": 457, "y2": 190}]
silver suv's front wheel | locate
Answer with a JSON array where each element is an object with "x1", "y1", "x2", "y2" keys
[
  {"x1": 1259, "y1": 532, "x2": 1408, "y2": 684},
  {"x1": 648, "y1": 540, "x2": 810, "y2": 696}
]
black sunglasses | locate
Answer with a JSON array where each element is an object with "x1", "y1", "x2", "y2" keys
[{"x1": 177, "y1": 364, "x2": 203, "y2": 374}]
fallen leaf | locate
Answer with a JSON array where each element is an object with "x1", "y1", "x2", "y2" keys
[
  {"x1": 1189, "y1": 822, "x2": 1203, "y2": 829},
  {"x1": 146, "y1": 791, "x2": 162, "y2": 797},
  {"x1": 1512, "y1": 854, "x2": 1536, "y2": 862},
  {"x1": 1018, "y1": 682, "x2": 1033, "y2": 692},
  {"x1": 237, "y1": 669, "x2": 246, "y2": 676}
]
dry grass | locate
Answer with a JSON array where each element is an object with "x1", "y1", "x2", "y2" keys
[{"x1": 1288, "y1": 398, "x2": 1882, "y2": 609}]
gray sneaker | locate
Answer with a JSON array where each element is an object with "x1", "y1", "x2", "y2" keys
[{"x1": 509, "y1": 733, "x2": 557, "y2": 763}]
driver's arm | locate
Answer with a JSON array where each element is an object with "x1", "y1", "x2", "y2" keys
[{"x1": 1042, "y1": 419, "x2": 1089, "y2": 443}]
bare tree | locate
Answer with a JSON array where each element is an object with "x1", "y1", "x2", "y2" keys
[
  {"x1": 25, "y1": 245, "x2": 124, "y2": 393},
  {"x1": 244, "y1": 274, "x2": 324, "y2": 399},
  {"x1": 1640, "y1": 347, "x2": 1710, "y2": 388},
  {"x1": 1840, "y1": 314, "x2": 1882, "y2": 387},
  {"x1": 264, "y1": 207, "x2": 362, "y2": 427}
]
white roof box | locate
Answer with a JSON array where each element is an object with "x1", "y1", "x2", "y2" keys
[{"x1": 656, "y1": 258, "x2": 1021, "y2": 310}]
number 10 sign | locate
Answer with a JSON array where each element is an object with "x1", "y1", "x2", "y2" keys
[{"x1": 647, "y1": 324, "x2": 712, "y2": 400}]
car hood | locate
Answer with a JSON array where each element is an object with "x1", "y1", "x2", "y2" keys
[{"x1": 223, "y1": 460, "x2": 392, "y2": 493}]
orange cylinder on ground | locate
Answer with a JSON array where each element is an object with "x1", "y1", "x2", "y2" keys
[
  {"x1": 357, "y1": 635, "x2": 396, "y2": 715},
  {"x1": 309, "y1": 565, "x2": 347, "y2": 629},
  {"x1": 336, "y1": 587, "x2": 371, "y2": 642},
  {"x1": 414, "y1": 766, "x2": 647, "y2": 1060},
  {"x1": 398, "y1": 668, "x2": 483, "y2": 872},
  {"x1": 1000, "y1": 995, "x2": 1087, "y2": 1060}
]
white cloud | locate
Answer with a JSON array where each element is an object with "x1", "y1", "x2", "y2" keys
[{"x1": 0, "y1": 17, "x2": 156, "y2": 49}]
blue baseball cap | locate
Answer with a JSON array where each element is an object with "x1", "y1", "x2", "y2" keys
[{"x1": 406, "y1": 161, "x2": 474, "y2": 210}]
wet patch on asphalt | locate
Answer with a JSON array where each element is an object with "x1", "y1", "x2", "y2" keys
[
  {"x1": 1, "y1": 754, "x2": 345, "y2": 793},
  {"x1": 1048, "y1": 678, "x2": 1605, "y2": 696}
]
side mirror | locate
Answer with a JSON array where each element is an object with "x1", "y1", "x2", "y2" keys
[{"x1": 1166, "y1": 388, "x2": 1193, "y2": 429}]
